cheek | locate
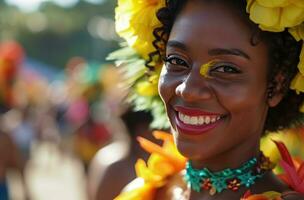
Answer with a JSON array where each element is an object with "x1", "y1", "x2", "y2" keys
[
  {"x1": 158, "y1": 68, "x2": 179, "y2": 103},
  {"x1": 213, "y1": 77, "x2": 268, "y2": 125}
]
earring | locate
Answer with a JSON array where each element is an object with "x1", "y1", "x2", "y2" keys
[
  {"x1": 267, "y1": 80, "x2": 276, "y2": 99},
  {"x1": 268, "y1": 89, "x2": 274, "y2": 98}
]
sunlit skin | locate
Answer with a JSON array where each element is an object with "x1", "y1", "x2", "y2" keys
[
  {"x1": 157, "y1": 0, "x2": 288, "y2": 199},
  {"x1": 159, "y1": 0, "x2": 270, "y2": 170}
]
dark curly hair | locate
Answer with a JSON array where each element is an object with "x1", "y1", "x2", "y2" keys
[{"x1": 146, "y1": 0, "x2": 304, "y2": 132}]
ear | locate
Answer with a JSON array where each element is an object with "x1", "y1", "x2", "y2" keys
[{"x1": 267, "y1": 73, "x2": 285, "y2": 108}]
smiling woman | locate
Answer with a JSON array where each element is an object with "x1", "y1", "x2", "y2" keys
[
  {"x1": 112, "y1": 0, "x2": 304, "y2": 200},
  {"x1": 160, "y1": 0, "x2": 273, "y2": 166}
]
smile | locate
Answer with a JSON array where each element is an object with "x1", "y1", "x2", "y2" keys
[
  {"x1": 174, "y1": 106, "x2": 224, "y2": 135},
  {"x1": 178, "y1": 112, "x2": 221, "y2": 125}
]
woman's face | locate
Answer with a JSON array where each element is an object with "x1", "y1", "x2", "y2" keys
[{"x1": 159, "y1": 0, "x2": 272, "y2": 166}]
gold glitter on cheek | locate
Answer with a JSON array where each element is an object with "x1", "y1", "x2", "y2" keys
[{"x1": 199, "y1": 60, "x2": 217, "y2": 78}]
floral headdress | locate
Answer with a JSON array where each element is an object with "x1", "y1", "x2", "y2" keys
[
  {"x1": 246, "y1": 1, "x2": 304, "y2": 102},
  {"x1": 109, "y1": 0, "x2": 304, "y2": 128}
]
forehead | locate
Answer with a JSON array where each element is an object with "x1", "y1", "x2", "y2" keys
[{"x1": 168, "y1": 1, "x2": 266, "y2": 59}]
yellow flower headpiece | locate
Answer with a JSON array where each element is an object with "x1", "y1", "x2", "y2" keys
[
  {"x1": 246, "y1": 0, "x2": 304, "y2": 110},
  {"x1": 116, "y1": 0, "x2": 165, "y2": 60},
  {"x1": 113, "y1": 0, "x2": 168, "y2": 128},
  {"x1": 112, "y1": 0, "x2": 304, "y2": 129}
]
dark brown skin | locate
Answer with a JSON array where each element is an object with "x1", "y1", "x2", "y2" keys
[
  {"x1": 94, "y1": 141, "x2": 152, "y2": 200},
  {"x1": 157, "y1": 0, "x2": 303, "y2": 199},
  {"x1": 95, "y1": 156, "x2": 137, "y2": 200},
  {"x1": 90, "y1": 121, "x2": 155, "y2": 200}
]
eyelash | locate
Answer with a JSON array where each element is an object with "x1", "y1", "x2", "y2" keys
[
  {"x1": 164, "y1": 56, "x2": 241, "y2": 74},
  {"x1": 210, "y1": 64, "x2": 241, "y2": 74},
  {"x1": 164, "y1": 56, "x2": 189, "y2": 68}
]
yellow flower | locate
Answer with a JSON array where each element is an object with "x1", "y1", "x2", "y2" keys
[
  {"x1": 137, "y1": 131, "x2": 187, "y2": 171},
  {"x1": 135, "y1": 133, "x2": 186, "y2": 186},
  {"x1": 289, "y1": 24, "x2": 304, "y2": 41},
  {"x1": 290, "y1": 73, "x2": 304, "y2": 94},
  {"x1": 255, "y1": 0, "x2": 289, "y2": 7},
  {"x1": 290, "y1": 43, "x2": 304, "y2": 96},
  {"x1": 232, "y1": 0, "x2": 304, "y2": 111},
  {"x1": 299, "y1": 43, "x2": 304, "y2": 73},
  {"x1": 247, "y1": 0, "x2": 304, "y2": 32},
  {"x1": 115, "y1": 0, "x2": 165, "y2": 59},
  {"x1": 261, "y1": 130, "x2": 302, "y2": 164},
  {"x1": 135, "y1": 74, "x2": 159, "y2": 97},
  {"x1": 115, "y1": 131, "x2": 186, "y2": 200},
  {"x1": 135, "y1": 81, "x2": 158, "y2": 97},
  {"x1": 135, "y1": 158, "x2": 166, "y2": 187},
  {"x1": 114, "y1": 178, "x2": 155, "y2": 200},
  {"x1": 147, "y1": 154, "x2": 175, "y2": 179}
]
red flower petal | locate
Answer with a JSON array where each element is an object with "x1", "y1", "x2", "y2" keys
[
  {"x1": 280, "y1": 160, "x2": 301, "y2": 189},
  {"x1": 297, "y1": 162, "x2": 304, "y2": 180},
  {"x1": 273, "y1": 140, "x2": 295, "y2": 168}
]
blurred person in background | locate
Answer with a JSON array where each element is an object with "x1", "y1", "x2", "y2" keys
[
  {"x1": 88, "y1": 109, "x2": 154, "y2": 200},
  {"x1": 0, "y1": 41, "x2": 30, "y2": 200},
  {"x1": 8, "y1": 106, "x2": 35, "y2": 163},
  {"x1": 64, "y1": 59, "x2": 114, "y2": 171}
]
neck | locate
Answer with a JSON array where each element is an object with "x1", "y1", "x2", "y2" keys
[
  {"x1": 190, "y1": 132, "x2": 261, "y2": 171},
  {"x1": 185, "y1": 142, "x2": 273, "y2": 195}
]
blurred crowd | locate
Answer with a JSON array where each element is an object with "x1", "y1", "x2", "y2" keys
[{"x1": 0, "y1": 40, "x2": 156, "y2": 200}]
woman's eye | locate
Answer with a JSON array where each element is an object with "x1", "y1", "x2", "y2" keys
[
  {"x1": 165, "y1": 56, "x2": 188, "y2": 67},
  {"x1": 211, "y1": 65, "x2": 240, "y2": 74}
]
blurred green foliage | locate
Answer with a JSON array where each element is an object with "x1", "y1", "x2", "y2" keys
[{"x1": 0, "y1": 0, "x2": 119, "y2": 68}]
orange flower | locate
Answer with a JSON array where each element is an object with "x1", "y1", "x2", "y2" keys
[
  {"x1": 137, "y1": 131, "x2": 186, "y2": 171},
  {"x1": 115, "y1": 131, "x2": 186, "y2": 200}
]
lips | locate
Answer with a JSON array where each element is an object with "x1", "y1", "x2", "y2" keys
[
  {"x1": 173, "y1": 106, "x2": 224, "y2": 135},
  {"x1": 174, "y1": 106, "x2": 222, "y2": 116}
]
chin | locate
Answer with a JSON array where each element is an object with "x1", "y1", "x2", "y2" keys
[{"x1": 175, "y1": 139, "x2": 209, "y2": 161}]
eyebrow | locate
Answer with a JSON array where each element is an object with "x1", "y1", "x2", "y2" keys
[
  {"x1": 208, "y1": 48, "x2": 250, "y2": 60},
  {"x1": 167, "y1": 40, "x2": 250, "y2": 60},
  {"x1": 167, "y1": 40, "x2": 188, "y2": 51}
]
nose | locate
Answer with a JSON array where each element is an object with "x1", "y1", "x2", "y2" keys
[{"x1": 175, "y1": 70, "x2": 213, "y2": 102}]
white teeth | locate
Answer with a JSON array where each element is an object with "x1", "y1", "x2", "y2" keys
[
  {"x1": 184, "y1": 115, "x2": 190, "y2": 124},
  {"x1": 178, "y1": 112, "x2": 221, "y2": 125},
  {"x1": 190, "y1": 117, "x2": 198, "y2": 125},
  {"x1": 205, "y1": 116, "x2": 210, "y2": 124},
  {"x1": 198, "y1": 117, "x2": 204, "y2": 125}
]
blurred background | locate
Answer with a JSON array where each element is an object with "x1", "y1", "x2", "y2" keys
[{"x1": 0, "y1": 0, "x2": 155, "y2": 199}]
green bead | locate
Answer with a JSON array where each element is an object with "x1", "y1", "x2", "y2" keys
[{"x1": 184, "y1": 154, "x2": 272, "y2": 196}]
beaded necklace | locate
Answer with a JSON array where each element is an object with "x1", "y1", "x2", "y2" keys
[{"x1": 184, "y1": 153, "x2": 274, "y2": 196}]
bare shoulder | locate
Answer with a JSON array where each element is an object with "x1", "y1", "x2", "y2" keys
[{"x1": 281, "y1": 191, "x2": 304, "y2": 200}]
